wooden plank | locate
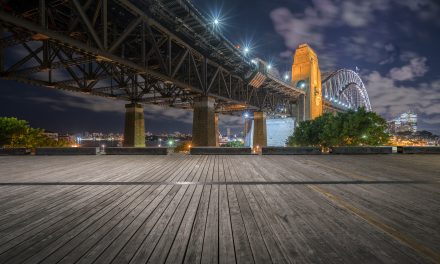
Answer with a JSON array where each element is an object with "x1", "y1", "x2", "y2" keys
[
  {"x1": 0, "y1": 185, "x2": 139, "y2": 263},
  {"x1": 0, "y1": 155, "x2": 438, "y2": 264},
  {"x1": 141, "y1": 157, "x2": 207, "y2": 263},
  {"x1": 0, "y1": 185, "x2": 116, "y2": 252},
  {"x1": 163, "y1": 156, "x2": 210, "y2": 264},
  {"x1": 63, "y1": 156, "x2": 203, "y2": 264},
  {"x1": 106, "y1": 155, "x2": 204, "y2": 263},
  {"x1": 183, "y1": 155, "x2": 214, "y2": 263}
]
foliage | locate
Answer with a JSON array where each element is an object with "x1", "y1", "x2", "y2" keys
[
  {"x1": 0, "y1": 117, "x2": 69, "y2": 148},
  {"x1": 287, "y1": 108, "x2": 390, "y2": 147},
  {"x1": 224, "y1": 140, "x2": 244, "y2": 148},
  {"x1": 174, "y1": 141, "x2": 192, "y2": 153},
  {"x1": 0, "y1": 117, "x2": 28, "y2": 147}
]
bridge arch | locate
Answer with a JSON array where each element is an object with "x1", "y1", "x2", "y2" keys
[{"x1": 321, "y1": 69, "x2": 372, "y2": 111}]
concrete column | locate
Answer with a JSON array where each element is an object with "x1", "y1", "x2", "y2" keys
[
  {"x1": 243, "y1": 118, "x2": 252, "y2": 138},
  {"x1": 253, "y1": 111, "x2": 267, "y2": 149},
  {"x1": 297, "y1": 94, "x2": 306, "y2": 123},
  {"x1": 123, "y1": 103, "x2": 145, "y2": 147},
  {"x1": 192, "y1": 96, "x2": 217, "y2": 147},
  {"x1": 215, "y1": 113, "x2": 219, "y2": 147}
]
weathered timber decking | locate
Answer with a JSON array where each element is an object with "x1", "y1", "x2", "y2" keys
[{"x1": 0, "y1": 154, "x2": 439, "y2": 264}]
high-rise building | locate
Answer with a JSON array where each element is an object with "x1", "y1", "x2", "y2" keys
[
  {"x1": 388, "y1": 111, "x2": 417, "y2": 133},
  {"x1": 226, "y1": 127, "x2": 231, "y2": 138}
]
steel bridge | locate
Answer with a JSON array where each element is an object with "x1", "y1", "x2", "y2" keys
[
  {"x1": 322, "y1": 69, "x2": 372, "y2": 112},
  {"x1": 0, "y1": 0, "x2": 372, "y2": 147}
]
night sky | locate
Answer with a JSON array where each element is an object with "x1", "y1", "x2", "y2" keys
[{"x1": 1, "y1": 0, "x2": 439, "y2": 135}]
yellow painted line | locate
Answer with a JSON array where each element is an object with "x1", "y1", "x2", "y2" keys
[{"x1": 309, "y1": 185, "x2": 440, "y2": 264}]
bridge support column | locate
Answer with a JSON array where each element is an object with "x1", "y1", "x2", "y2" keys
[
  {"x1": 253, "y1": 111, "x2": 267, "y2": 150},
  {"x1": 123, "y1": 103, "x2": 145, "y2": 147},
  {"x1": 192, "y1": 96, "x2": 217, "y2": 147},
  {"x1": 297, "y1": 94, "x2": 306, "y2": 124},
  {"x1": 215, "y1": 113, "x2": 219, "y2": 147}
]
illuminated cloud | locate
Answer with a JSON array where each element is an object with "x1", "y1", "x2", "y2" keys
[{"x1": 389, "y1": 57, "x2": 429, "y2": 81}]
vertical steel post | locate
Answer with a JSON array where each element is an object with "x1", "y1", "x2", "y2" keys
[{"x1": 103, "y1": 0, "x2": 108, "y2": 50}]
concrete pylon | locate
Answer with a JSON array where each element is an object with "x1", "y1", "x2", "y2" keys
[
  {"x1": 192, "y1": 96, "x2": 217, "y2": 147},
  {"x1": 215, "y1": 113, "x2": 219, "y2": 147},
  {"x1": 291, "y1": 44, "x2": 323, "y2": 120},
  {"x1": 297, "y1": 94, "x2": 306, "y2": 123},
  {"x1": 253, "y1": 111, "x2": 267, "y2": 150},
  {"x1": 123, "y1": 103, "x2": 145, "y2": 147}
]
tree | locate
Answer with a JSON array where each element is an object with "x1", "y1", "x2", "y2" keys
[
  {"x1": 174, "y1": 141, "x2": 191, "y2": 153},
  {"x1": 287, "y1": 108, "x2": 390, "y2": 147},
  {"x1": 0, "y1": 117, "x2": 69, "y2": 148},
  {"x1": 224, "y1": 140, "x2": 244, "y2": 147},
  {"x1": 0, "y1": 117, "x2": 28, "y2": 147}
]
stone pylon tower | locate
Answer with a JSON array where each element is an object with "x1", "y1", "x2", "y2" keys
[{"x1": 291, "y1": 44, "x2": 323, "y2": 120}]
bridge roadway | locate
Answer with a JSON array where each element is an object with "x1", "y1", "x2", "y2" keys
[{"x1": 0, "y1": 154, "x2": 439, "y2": 264}]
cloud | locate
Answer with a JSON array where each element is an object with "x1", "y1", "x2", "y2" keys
[
  {"x1": 270, "y1": 0, "x2": 439, "y2": 69},
  {"x1": 270, "y1": 7, "x2": 325, "y2": 50},
  {"x1": 29, "y1": 93, "x2": 126, "y2": 113},
  {"x1": 26, "y1": 89, "x2": 198, "y2": 124},
  {"x1": 389, "y1": 57, "x2": 428, "y2": 81},
  {"x1": 364, "y1": 65, "x2": 440, "y2": 133},
  {"x1": 341, "y1": 1, "x2": 375, "y2": 27}
]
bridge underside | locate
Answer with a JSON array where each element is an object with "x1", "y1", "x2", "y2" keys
[
  {"x1": 0, "y1": 0, "x2": 301, "y2": 116},
  {"x1": 0, "y1": 1, "x2": 371, "y2": 147}
]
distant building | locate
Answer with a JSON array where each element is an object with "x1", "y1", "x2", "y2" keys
[
  {"x1": 58, "y1": 134, "x2": 75, "y2": 144},
  {"x1": 43, "y1": 131, "x2": 59, "y2": 141},
  {"x1": 388, "y1": 111, "x2": 417, "y2": 134}
]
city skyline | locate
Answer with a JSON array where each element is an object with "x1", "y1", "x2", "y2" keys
[{"x1": 1, "y1": 0, "x2": 440, "y2": 134}]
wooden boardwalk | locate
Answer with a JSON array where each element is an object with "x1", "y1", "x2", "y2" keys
[{"x1": 0, "y1": 154, "x2": 439, "y2": 264}]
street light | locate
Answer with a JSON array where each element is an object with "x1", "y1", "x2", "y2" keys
[
  {"x1": 284, "y1": 74, "x2": 289, "y2": 81},
  {"x1": 296, "y1": 80, "x2": 306, "y2": 89}
]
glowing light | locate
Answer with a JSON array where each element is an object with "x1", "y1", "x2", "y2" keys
[
  {"x1": 284, "y1": 75, "x2": 289, "y2": 81},
  {"x1": 267, "y1": 64, "x2": 272, "y2": 70},
  {"x1": 244, "y1": 112, "x2": 250, "y2": 118},
  {"x1": 243, "y1": 47, "x2": 250, "y2": 54},
  {"x1": 210, "y1": 11, "x2": 225, "y2": 30},
  {"x1": 251, "y1": 59, "x2": 257, "y2": 64}
]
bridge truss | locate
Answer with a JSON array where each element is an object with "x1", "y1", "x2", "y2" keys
[
  {"x1": 321, "y1": 69, "x2": 372, "y2": 112},
  {"x1": 0, "y1": 0, "x2": 303, "y2": 115}
]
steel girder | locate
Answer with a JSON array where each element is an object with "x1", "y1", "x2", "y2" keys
[
  {"x1": 321, "y1": 69, "x2": 372, "y2": 111},
  {"x1": 0, "y1": 0, "x2": 299, "y2": 114}
]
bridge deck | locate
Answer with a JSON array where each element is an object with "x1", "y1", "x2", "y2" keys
[{"x1": 0, "y1": 155, "x2": 439, "y2": 264}]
